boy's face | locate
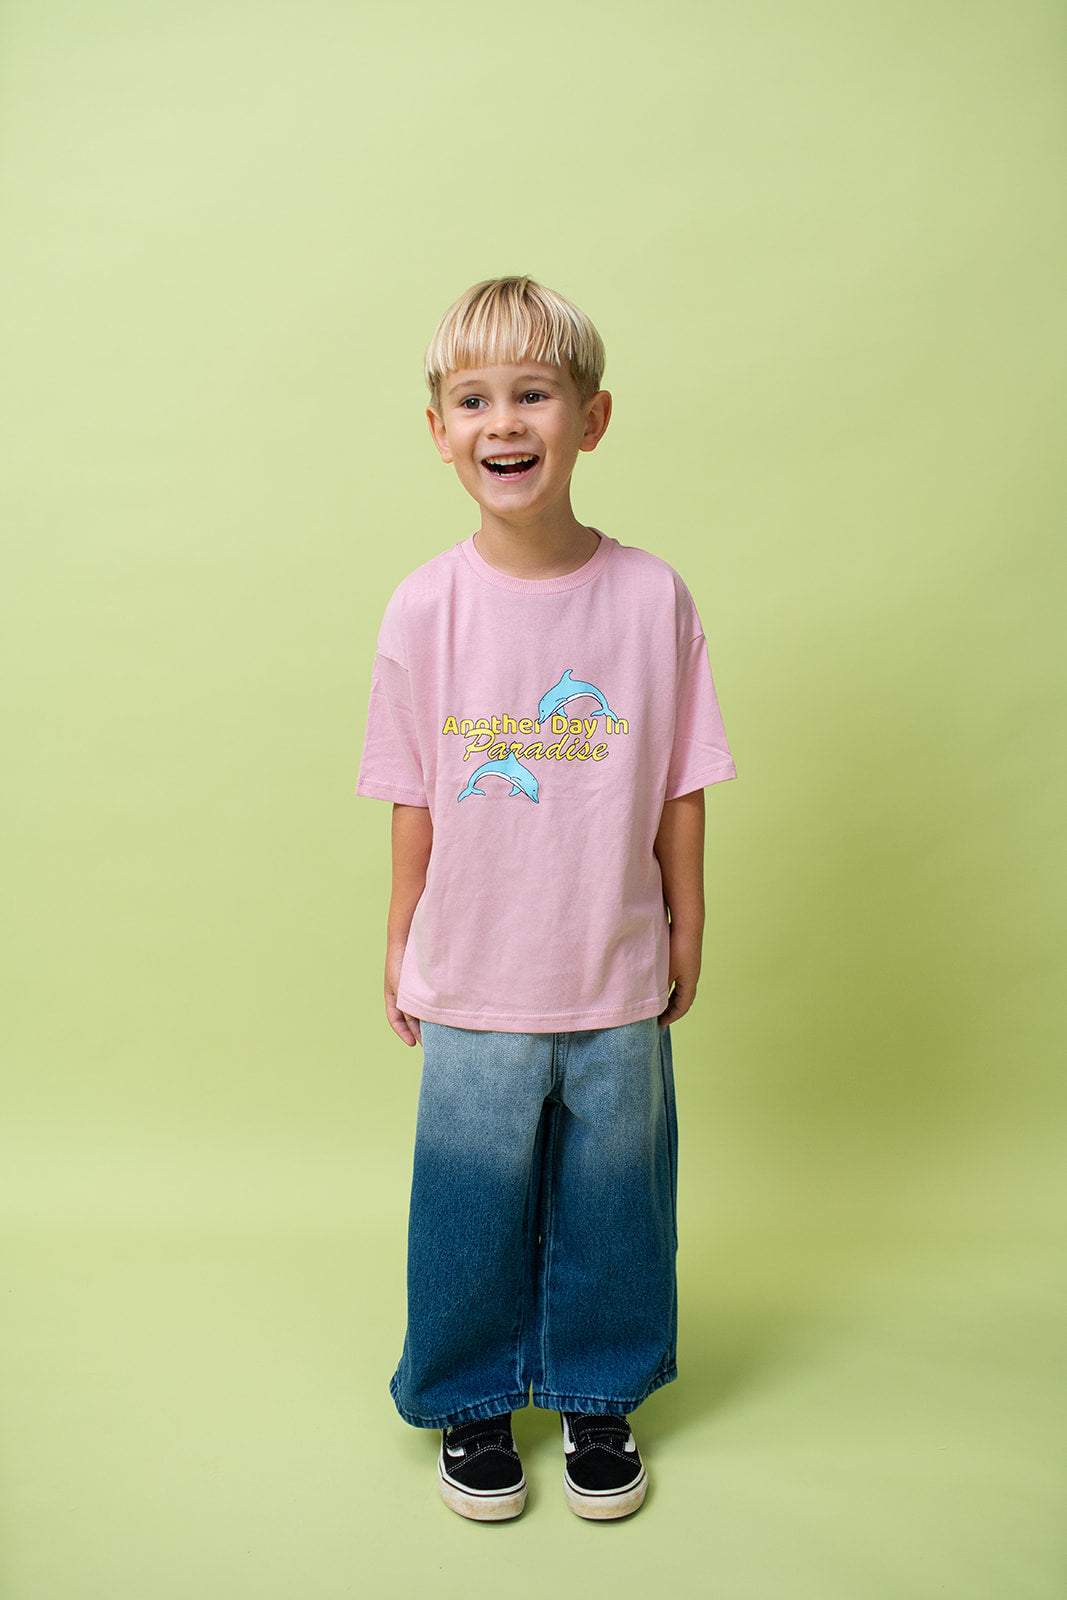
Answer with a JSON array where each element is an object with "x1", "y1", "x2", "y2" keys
[{"x1": 427, "y1": 361, "x2": 611, "y2": 530}]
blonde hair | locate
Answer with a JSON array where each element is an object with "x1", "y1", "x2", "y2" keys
[{"x1": 425, "y1": 276, "x2": 605, "y2": 413}]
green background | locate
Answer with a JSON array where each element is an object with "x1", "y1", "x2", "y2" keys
[{"x1": 2, "y1": 1, "x2": 1064, "y2": 1595}]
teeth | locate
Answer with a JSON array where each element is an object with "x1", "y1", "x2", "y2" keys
[{"x1": 485, "y1": 455, "x2": 536, "y2": 465}]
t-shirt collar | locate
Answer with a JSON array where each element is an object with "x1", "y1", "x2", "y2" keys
[{"x1": 460, "y1": 529, "x2": 616, "y2": 594}]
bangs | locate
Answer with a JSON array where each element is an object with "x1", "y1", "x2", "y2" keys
[{"x1": 426, "y1": 277, "x2": 605, "y2": 409}]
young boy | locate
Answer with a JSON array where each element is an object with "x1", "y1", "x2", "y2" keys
[{"x1": 356, "y1": 277, "x2": 736, "y2": 1521}]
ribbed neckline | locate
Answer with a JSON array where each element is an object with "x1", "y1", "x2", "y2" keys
[{"x1": 460, "y1": 529, "x2": 616, "y2": 594}]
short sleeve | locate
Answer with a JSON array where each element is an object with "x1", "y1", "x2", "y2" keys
[
  {"x1": 664, "y1": 632, "x2": 737, "y2": 799},
  {"x1": 355, "y1": 651, "x2": 428, "y2": 806}
]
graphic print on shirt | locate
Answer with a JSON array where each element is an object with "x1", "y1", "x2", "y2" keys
[
  {"x1": 445, "y1": 669, "x2": 628, "y2": 804},
  {"x1": 458, "y1": 750, "x2": 540, "y2": 804},
  {"x1": 536, "y1": 669, "x2": 619, "y2": 727}
]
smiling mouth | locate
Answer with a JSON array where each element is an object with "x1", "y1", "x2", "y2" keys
[{"x1": 483, "y1": 454, "x2": 539, "y2": 477}]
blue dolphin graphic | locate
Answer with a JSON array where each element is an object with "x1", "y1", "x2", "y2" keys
[
  {"x1": 537, "y1": 668, "x2": 620, "y2": 726},
  {"x1": 458, "y1": 750, "x2": 540, "y2": 803}
]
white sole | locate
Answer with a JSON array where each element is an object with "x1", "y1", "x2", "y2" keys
[
  {"x1": 438, "y1": 1455, "x2": 527, "y2": 1521},
  {"x1": 563, "y1": 1466, "x2": 648, "y2": 1520}
]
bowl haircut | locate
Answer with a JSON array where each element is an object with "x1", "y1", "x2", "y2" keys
[{"x1": 425, "y1": 277, "x2": 606, "y2": 415}]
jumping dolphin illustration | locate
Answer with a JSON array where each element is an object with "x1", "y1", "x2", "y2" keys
[
  {"x1": 537, "y1": 669, "x2": 620, "y2": 726},
  {"x1": 458, "y1": 750, "x2": 540, "y2": 803}
]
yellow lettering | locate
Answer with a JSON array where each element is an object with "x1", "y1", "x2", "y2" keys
[
  {"x1": 460, "y1": 719, "x2": 474, "y2": 736},
  {"x1": 583, "y1": 718, "x2": 597, "y2": 740},
  {"x1": 544, "y1": 740, "x2": 568, "y2": 759},
  {"x1": 522, "y1": 742, "x2": 545, "y2": 759},
  {"x1": 571, "y1": 742, "x2": 591, "y2": 760},
  {"x1": 441, "y1": 716, "x2": 459, "y2": 736},
  {"x1": 613, "y1": 718, "x2": 629, "y2": 735},
  {"x1": 463, "y1": 733, "x2": 494, "y2": 759},
  {"x1": 474, "y1": 718, "x2": 491, "y2": 732},
  {"x1": 501, "y1": 714, "x2": 517, "y2": 734},
  {"x1": 551, "y1": 715, "x2": 569, "y2": 734},
  {"x1": 518, "y1": 718, "x2": 532, "y2": 735},
  {"x1": 486, "y1": 742, "x2": 508, "y2": 760},
  {"x1": 591, "y1": 744, "x2": 609, "y2": 760},
  {"x1": 491, "y1": 716, "x2": 501, "y2": 734},
  {"x1": 568, "y1": 718, "x2": 582, "y2": 737}
]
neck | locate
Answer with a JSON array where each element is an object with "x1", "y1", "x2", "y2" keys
[{"x1": 473, "y1": 508, "x2": 601, "y2": 580}]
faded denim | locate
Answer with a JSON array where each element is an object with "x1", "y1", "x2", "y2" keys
[{"x1": 390, "y1": 1018, "x2": 679, "y2": 1429}]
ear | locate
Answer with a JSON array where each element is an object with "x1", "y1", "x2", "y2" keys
[
  {"x1": 427, "y1": 407, "x2": 453, "y2": 464},
  {"x1": 578, "y1": 390, "x2": 612, "y2": 453}
]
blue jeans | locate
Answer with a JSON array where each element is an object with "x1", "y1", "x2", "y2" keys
[{"x1": 390, "y1": 1018, "x2": 679, "y2": 1428}]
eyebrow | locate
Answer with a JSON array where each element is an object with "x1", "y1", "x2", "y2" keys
[{"x1": 446, "y1": 373, "x2": 562, "y2": 398}]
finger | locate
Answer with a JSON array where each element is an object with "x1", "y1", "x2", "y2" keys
[
  {"x1": 659, "y1": 985, "x2": 694, "y2": 1026},
  {"x1": 385, "y1": 993, "x2": 418, "y2": 1047},
  {"x1": 404, "y1": 1012, "x2": 423, "y2": 1047}
]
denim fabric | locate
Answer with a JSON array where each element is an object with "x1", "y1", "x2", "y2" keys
[{"x1": 390, "y1": 1018, "x2": 679, "y2": 1429}]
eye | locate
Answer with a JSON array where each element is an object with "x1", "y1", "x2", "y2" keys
[
  {"x1": 460, "y1": 396, "x2": 485, "y2": 410},
  {"x1": 521, "y1": 391, "x2": 547, "y2": 404}
]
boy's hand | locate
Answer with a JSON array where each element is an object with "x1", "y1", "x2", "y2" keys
[
  {"x1": 384, "y1": 804, "x2": 432, "y2": 1048},
  {"x1": 653, "y1": 789, "x2": 706, "y2": 1027},
  {"x1": 385, "y1": 942, "x2": 422, "y2": 1047},
  {"x1": 659, "y1": 923, "x2": 702, "y2": 1027}
]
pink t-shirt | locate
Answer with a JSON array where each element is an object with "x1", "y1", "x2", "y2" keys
[{"x1": 357, "y1": 532, "x2": 737, "y2": 1032}]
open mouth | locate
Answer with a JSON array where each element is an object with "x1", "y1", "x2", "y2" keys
[{"x1": 482, "y1": 454, "x2": 539, "y2": 478}]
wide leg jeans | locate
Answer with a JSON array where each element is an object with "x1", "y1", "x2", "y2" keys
[{"x1": 390, "y1": 1017, "x2": 679, "y2": 1429}]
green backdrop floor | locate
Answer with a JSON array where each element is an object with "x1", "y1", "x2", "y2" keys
[{"x1": 3, "y1": 1218, "x2": 1061, "y2": 1599}]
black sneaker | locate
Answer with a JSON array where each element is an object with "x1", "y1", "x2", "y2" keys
[
  {"x1": 438, "y1": 1414, "x2": 527, "y2": 1521},
  {"x1": 561, "y1": 1412, "x2": 648, "y2": 1519}
]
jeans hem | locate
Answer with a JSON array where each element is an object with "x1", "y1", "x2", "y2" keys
[
  {"x1": 390, "y1": 1373, "x2": 530, "y2": 1430},
  {"x1": 531, "y1": 1362, "x2": 677, "y2": 1415}
]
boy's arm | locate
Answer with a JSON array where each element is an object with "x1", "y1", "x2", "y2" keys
[
  {"x1": 386, "y1": 802, "x2": 433, "y2": 1047},
  {"x1": 653, "y1": 788, "x2": 706, "y2": 1026}
]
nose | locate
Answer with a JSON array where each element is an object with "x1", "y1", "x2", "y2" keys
[{"x1": 486, "y1": 399, "x2": 523, "y2": 437}]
